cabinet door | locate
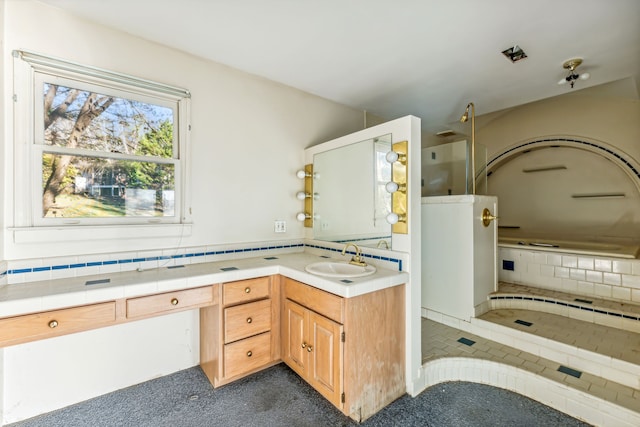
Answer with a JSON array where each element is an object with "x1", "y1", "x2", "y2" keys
[
  {"x1": 282, "y1": 299, "x2": 307, "y2": 378},
  {"x1": 308, "y1": 310, "x2": 343, "y2": 407}
]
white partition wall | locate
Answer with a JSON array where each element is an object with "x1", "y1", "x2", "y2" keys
[{"x1": 421, "y1": 195, "x2": 497, "y2": 321}]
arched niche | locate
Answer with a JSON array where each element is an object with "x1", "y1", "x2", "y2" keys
[{"x1": 486, "y1": 137, "x2": 640, "y2": 245}]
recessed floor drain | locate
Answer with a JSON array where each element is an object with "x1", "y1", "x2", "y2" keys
[{"x1": 188, "y1": 394, "x2": 199, "y2": 401}]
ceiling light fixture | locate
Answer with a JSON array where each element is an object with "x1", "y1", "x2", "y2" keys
[{"x1": 558, "y1": 58, "x2": 590, "y2": 88}]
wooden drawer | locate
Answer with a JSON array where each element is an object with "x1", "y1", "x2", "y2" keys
[
  {"x1": 224, "y1": 331, "x2": 271, "y2": 378},
  {"x1": 224, "y1": 298, "x2": 271, "y2": 344},
  {"x1": 0, "y1": 302, "x2": 116, "y2": 347},
  {"x1": 223, "y1": 276, "x2": 270, "y2": 306},
  {"x1": 126, "y1": 286, "x2": 213, "y2": 319},
  {"x1": 283, "y1": 277, "x2": 344, "y2": 323}
]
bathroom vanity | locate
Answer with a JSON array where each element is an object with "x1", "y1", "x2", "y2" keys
[{"x1": 0, "y1": 253, "x2": 406, "y2": 422}]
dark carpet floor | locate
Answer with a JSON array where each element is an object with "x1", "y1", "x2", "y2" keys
[{"x1": 9, "y1": 363, "x2": 590, "y2": 427}]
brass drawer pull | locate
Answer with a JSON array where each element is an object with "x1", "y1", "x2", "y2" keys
[
  {"x1": 244, "y1": 287, "x2": 251, "y2": 294},
  {"x1": 48, "y1": 320, "x2": 58, "y2": 329},
  {"x1": 246, "y1": 317, "x2": 252, "y2": 324},
  {"x1": 171, "y1": 298, "x2": 179, "y2": 306},
  {"x1": 307, "y1": 346, "x2": 313, "y2": 353},
  {"x1": 301, "y1": 342, "x2": 307, "y2": 349},
  {"x1": 246, "y1": 351, "x2": 253, "y2": 357}
]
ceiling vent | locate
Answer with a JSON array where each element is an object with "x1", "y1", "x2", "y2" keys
[{"x1": 502, "y1": 45, "x2": 527, "y2": 63}]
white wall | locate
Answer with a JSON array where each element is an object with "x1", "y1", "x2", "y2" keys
[
  {"x1": 0, "y1": 1, "x2": 372, "y2": 422},
  {"x1": 2, "y1": 0, "x2": 367, "y2": 260}
]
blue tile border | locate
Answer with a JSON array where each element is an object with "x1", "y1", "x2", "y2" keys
[
  {"x1": 487, "y1": 137, "x2": 640, "y2": 181},
  {"x1": 490, "y1": 295, "x2": 640, "y2": 322},
  {"x1": 1, "y1": 241, "x2": 404, "y2": 279}
]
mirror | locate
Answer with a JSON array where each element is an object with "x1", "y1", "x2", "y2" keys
[{"x1": 312, "y1": 134, "x2": 392, "y2": 248}]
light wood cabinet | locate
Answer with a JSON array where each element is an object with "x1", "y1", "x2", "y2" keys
[
  {"x1": 283, "y1": 299, "x2": 343, "y2": 406},
  {"x1": 281, "y1": 277, "x2": 405, "y2": 422},
  {"x1": 126, "y1": 286, "x2": 214, "y2": 319},
  {"x1": 200, "y1": 276, "x2": 280, "y2": 387},
  {"x1": 0, "y1": 302, "x2": 117, "y2": 347}
]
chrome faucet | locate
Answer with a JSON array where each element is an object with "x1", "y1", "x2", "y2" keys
[{"x1": 342, "y1": 242, "x2": 367, "y2": 267}]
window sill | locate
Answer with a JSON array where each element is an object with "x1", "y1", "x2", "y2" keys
[{"x1": 10, "y1": 223, "x2": 192, "y2": 244}]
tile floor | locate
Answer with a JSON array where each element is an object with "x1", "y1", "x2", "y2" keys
[{"x1": 422, "y1": 280, "x2": 640, "y2": 423}]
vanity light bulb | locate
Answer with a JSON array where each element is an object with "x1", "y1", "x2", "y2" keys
[
  {"x1": 385, "y1": 150, "x2": 406, "y2": 164},
  {"x1": 385, "y1": 151, "x2": 399, "y2": 163},
  {"x1": 386, "y1": 212, "x2": 399, "y2": 225},
  {"x1": 296, "y1": 170, "x2": 308, "y2": 179},
  {"x1": 296, "y1": 191, "x2": 308, "y2": 200},
  {"x1": 296, "y1": 212, "x2": 308, "y2": 221},
  {"x1": 385, "y1": 182, "x2": 399, "y2": 193}
]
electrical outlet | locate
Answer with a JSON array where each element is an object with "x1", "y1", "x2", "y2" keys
[{"x1": 274, "y1": 220, "x2": 286, "y2": 233}]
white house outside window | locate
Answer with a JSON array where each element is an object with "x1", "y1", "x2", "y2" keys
[{"x1": 13, "y1": 50, "x2": 191, "y2": 229}]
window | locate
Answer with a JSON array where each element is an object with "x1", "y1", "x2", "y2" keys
[{"x1": 14, "y1": 50, "x2": 190, "y2": 227}]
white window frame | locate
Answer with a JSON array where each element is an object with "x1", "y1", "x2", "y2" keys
[{"x1": 12, "y1": 50, "x2": 192, "y2": 232}]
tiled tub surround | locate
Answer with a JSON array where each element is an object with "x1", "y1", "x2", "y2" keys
[
  {"x1": 498, "y1": 246, "x2": 640, "y2": 304},
  {"x1": 0, "y1": 239, "x2": 405, "y2": 286}
]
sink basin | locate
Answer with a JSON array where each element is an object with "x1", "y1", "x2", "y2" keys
[{"x1": 305, "y1": 261, "x2": 376, "y2": 278}]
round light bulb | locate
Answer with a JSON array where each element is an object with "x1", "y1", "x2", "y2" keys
[
  {"x1": 296, "y1": 170, "x2": 308, "y2": 179},
  {"x1": 385, "y1": 151, "x2": 399, "y2": 163},
  {"x1": 385, "y1": 181, "x2": 399, "y2": 193},
  {"x1": 296, "y1": 212, "x2": 308, "y2": 221},
  {"x1": 296, "y1": 191, "x2": 308, "y2": 200},
  {"x1": 386, "y1": 212, "x2": 399, "y2": 224}
]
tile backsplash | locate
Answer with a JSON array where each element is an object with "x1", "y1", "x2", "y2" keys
[
  {"x1": 498, "y1": 247, "x2": 640, "y2": 304},
  {"x1": 0, "y1": 239, "x2": 406, "y2": 285}
]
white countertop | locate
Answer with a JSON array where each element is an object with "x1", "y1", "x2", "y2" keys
[{"x1": 0, "y1": 252, "x2": 408, "y2": 318}]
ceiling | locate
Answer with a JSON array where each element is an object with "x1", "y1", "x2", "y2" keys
[{"x1": 39, "y1": 0, "x2": 640, "y2": 133}]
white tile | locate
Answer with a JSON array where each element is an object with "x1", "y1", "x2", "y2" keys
[
  {"x1": 562, "y1": 255, "x2": 578, "y2": 268},
  {"x1": 546, "y1": 254, "x2": 562, "y2": 266},
  {"x1": 612, "y1": 286, "x2": 631, "y2": 301},
  {"x1": 612, "y1": 260, "x2": 632, "y2": 274},
  {"x1": 603, "y1": 272, "x2": 621, "y2": 286},
  {"x1": 585, "y1": 270, "x2": 603, "y2": 283},
  {"x1": 561, "y1": 278, "x2": 578, "y2": 293},
  {"x1": 555, "y1": 266, "x2": 571, "y2": 279},
  {"x1": 578, "y1": 257, "x2": 594, "y2": 270},
  {"x1": 532, "y1": 253, "x2": 547, "y2": 264},
  {"x1": 527, "y1": 263, "x2": 541, "y2": 275},
  {"x1": 594, "y1": 283, "x2": 612, "y2": 298},
  {"x1": 569, "y1": 268, "x2": 586, "y2": 281},
  {"x1": 594, "y1": 258, "x2": 612, "y2": 272},
  {"x1": 540, "y1": 265, "x2": 555, "y2": 277},
  {"x1": 577, "y1": 281, "x2": 595, "y2": 295},
  {"x1": 631, "y1": 289, "x2": 640, "y2": 303},
  {"x1": 632, "y1": 261, "x2": 640, "y2": 276},
  {"x1": 621, "y1": 274, "x2": 640, "y2": 289}
]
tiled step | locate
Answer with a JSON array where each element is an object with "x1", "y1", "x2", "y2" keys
[
  {"x1": 475, "y1": 309, "x2": 640, "y2": 391},
  {"x1": 421, "y1": 316, "x2": 640, "y2": 426},
  {"x1": 489, "y1": 281, "x2": 640, "y2": 334}
]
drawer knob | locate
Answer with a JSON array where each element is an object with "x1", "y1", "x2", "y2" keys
[
  {"x1": 301, "y1": 342, "x2": 307, "y2": 349},
  {"x1": 48, "y1": 320, "x2": 58, "y2": 329},
  {"x1": 246, "y1": 317, "x2": 252, "y2": 324},
  {"x1": 307, "y1": 346, "x2": 313, "y2": 353},
  {"x1": 171, "y1": 298, "x2": 179, "y2": 306},
  {"x1": 244, "y1": 287, "x2": 251, "y2": 294},
  {"x1": 246, "y1": 351, "x2": 253, "y2": 357}
]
